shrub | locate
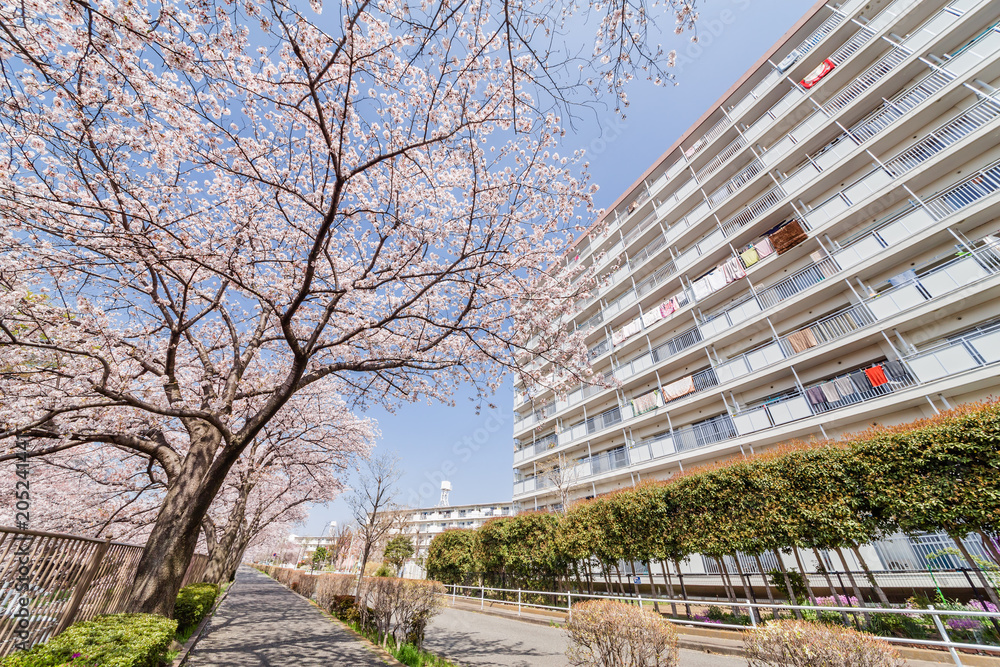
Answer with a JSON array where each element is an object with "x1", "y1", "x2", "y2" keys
[
  {"x1": 374, "y1": 564, "x2": 395, "y2": 577},
  {"x1": 745, "y1": 620, "x2": 906, "y2": 667},
  {"x1": 360, "y1": 576, "x2": 445, "y2": 650},
  {"x1": 174, "y1": 582, "x2": 220, "y2": 631},
  {"x1": 315, "y1": 573, "x2": 357, "y2": 610},
  {"x1": 1, "y1": 613, "x2": 177, "y2": 667},
  {"x1": 565, "y1": 599, "x2": 678, "y2": 667}
]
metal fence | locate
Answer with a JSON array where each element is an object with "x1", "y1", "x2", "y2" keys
[
  {"x1": 0, "y1": 526, "x2": 209, "y2": 658},
  {"x1": 444, "y1": 583, "x2": 1000, "y2": 665}
]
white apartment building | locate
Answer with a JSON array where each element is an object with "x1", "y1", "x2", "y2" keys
[
  {"x1": 512, "y1": 0, "x2": 1000, "y2": 570},
  {"x1": 394, "y1": 483, "x2": 512, "y2": 578}
]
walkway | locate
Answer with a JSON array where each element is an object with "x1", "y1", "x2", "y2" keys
[
  {"x1": 185, "y1": 566, "x2": 389, "y2": 666},
  {"x1": 424, "y1": 605, "x2": 747, "y2": 667}
]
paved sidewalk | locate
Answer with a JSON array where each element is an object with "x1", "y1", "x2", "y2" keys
[
  {"x1": 425, "y1": 605, "x2": 747, "y2": 667},
  {"x1": 185, "y1": 566, "x2": 389, "y2": 666}
]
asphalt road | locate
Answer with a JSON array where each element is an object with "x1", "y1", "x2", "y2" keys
[{"x1": 424, "y1": 606, "x2": 747, "y2": 667}]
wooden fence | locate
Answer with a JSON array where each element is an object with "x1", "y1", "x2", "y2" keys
[{"x1": 0, "y1": 526, "x2": 209, "y2": 657}]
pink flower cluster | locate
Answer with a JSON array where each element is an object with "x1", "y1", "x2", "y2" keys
[{"x1": 814, "y1": 595, "x2": 860, "y2": 607}]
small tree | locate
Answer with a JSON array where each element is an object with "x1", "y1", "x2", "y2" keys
[
  {"x1": 347, "y1": 453, "x2": 404, "y2": 595},
  {"x1": 383, "y1": 536, "x2": 415, "y2": 576},
  {"x1": 312, "y1": 546, "x2": 330, "y2": 571}
]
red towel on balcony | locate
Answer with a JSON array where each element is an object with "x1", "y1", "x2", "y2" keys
[
  {"x1": 801, "y1": 59, "x2": 835, "y2": 89},
  {"x1": 864, "y1": 365, "x2": 889, "y2": 388}
]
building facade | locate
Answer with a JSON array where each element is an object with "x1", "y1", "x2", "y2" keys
[
  {"x1": 512, "y1": 0, "x2": 1000, "y2": 563},
  {"x1": 394, "y1": 486, "x2": 512, "y2": 578}
]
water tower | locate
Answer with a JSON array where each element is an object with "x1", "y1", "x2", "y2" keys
[{"x1": 438, "y1": 481, "x2": 452, "y2": 507}]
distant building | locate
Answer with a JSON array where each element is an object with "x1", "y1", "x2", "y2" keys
[
  {"x1": 393, "y1": 482, "x2": 512, "y2": 579},
  {"x1": 288, "y1": 522, "x2": 340, "y2": 566}
]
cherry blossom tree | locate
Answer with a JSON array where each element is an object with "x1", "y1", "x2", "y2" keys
[{"x1": 0, "y1": 0, "x2": 697, "y2": 616}]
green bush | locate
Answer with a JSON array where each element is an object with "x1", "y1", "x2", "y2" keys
[
  {"x1": 174, "y1": 582, "x2": 220, "y2": 631},
  {"x1": 1, "y1": 613, "x2": 176, "y2": 667},
  {"x1": 373, "y1": 564, "x2": 394, "y2": 577}
]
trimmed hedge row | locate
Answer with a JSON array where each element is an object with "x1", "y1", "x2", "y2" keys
[
  {"x1": 0, "y1": 614, "x2": 176, "y2": 667},
  {"x1": 175, "y1": 582, "x2": 221, "y2": 632},
  {"x1": 426, "y1": 401, "x2": 1000, "y2": 606}
]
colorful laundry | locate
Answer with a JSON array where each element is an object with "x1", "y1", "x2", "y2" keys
[
  {"x1": 661, "y1": 375, "x2": 696, "y2": 402},
  {"x1": 801, "y1": 58, "x2": 835, "y2": 89},
  {"x1": 740, "y1": 247, "x2": 760, "y2": 268},
  {"x1": 659, "y1": 297, "x2": 679, "y2": 319},
  {"x1": 864, "y1": 365, "x2": 889, "y2": 388},
  {"x1": 632, "y1": 389, "x2": 664, "y2": 415},
  {"x1": 770, "y1": 219, "x2": 807, "y2": 255},
  {"x1": 755, "y1": 237, "x2": 775, "y2": 258}
]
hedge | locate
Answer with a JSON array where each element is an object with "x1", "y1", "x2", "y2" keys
[
  {"x1": 0, "y1": 614, "x2": 176, "y2": 667},
  {"x1": 426, "y1": 400, "x2": 1000, "y2": 609},
  {"x1": 174, "y1": 582, "x2": 221, "y2": 631}
]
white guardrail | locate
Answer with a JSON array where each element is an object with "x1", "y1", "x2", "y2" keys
[{"x1": 443, "y1": 583, "x2": 1000, "y2": 665}]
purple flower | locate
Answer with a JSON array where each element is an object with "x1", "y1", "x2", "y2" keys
[
  {"x1": 947, "y1": 617, "x2": 982, "y2": 631},
  {"x1": 814, "y1": 595, "x2": 859, "y2": 607},
  {"x1": 968, "y1": 600, "x2": 999, "y2": 614}
]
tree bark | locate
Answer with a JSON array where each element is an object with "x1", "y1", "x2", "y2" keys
[
  {"x1": 732, "y1": 554, "x2": 758, "y2": 623},
  {"x1": 754, "y1": 553, "x2": 779, "y2": 620},
  {"x1": 951, "y1": 533, "x2": 1000, "y2": 608},
  {"x1": 979, "y1": 530, "x2": 1000, "y2": 566},
  {"x1": 850, "y1": 544, "x2": 891, "y2": 607},
  {"x1": 127, "y1": 430, "x2": 232, "y2": 616},
  {"x1": 659, "y1": 560, "x2": 678, "y2": 617},
  {"x1": 716, "y1": 557, "x2": 741, "y2": 617},
  {"x1": 674, "y1": 560, "x2": 691, "y2": 618},
  {"x1": 791, "y1": 547, "x2": 820, "y2": 609},
  {"x1": 772, "y1": 549, "x2": 803, "y2": 620},
  {"x1": 812, "y1": 548, "x2": 850, "y2": 625}
]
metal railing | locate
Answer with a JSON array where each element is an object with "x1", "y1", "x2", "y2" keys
[
  {"x1": 442, "y1": 583, "x2": 1000, "y2": 664},
  {"x1": 0, "y1": 527, "x2": 209, "y2": 657}
]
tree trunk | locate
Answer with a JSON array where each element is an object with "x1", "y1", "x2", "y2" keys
[
  {"x1": 833, "y1": 546, "x2": 869, "y2": 626},
  {"x1": 772, "y1": 549, "x2": 803, "y2": 620},
  {"x1": 951, "y1": 533, "x2": 1000, "y2": 608},
  {"x1": 128, "y1": 432, "x2": 232, "y2": 616},
  {"x1": 732, "y1": 554, "x2": 758, "y2": 623},
  {"x1": 644, "y1": 561, "x2": 660, "y2": 613},
  {"x1": 978, "y1": 530, "x2": 1000, "y2": 566},
  {"x1": 754, "y1": 553, "x2": 779, "y2": 620},
  {"x1": 791, "y1": 547, "x2": 820, "y2": 609},
  {"x1": 716, "y1": 557, "x2": 740, "y2": 617},
  {"x1": 674, "y1": 560, "x2": 692, "y2": 618},
  {"x1": 850, "y1": 544, "x2": 891, "y2": 607},
  {"x1": 812, "y1": 548, "x2": 850, "y2": 625},
  {"x1": 659, "y1": 560, "x2": 678, "y2": 617}
]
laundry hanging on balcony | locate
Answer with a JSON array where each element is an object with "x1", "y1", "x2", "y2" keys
[
  {"x1": 641, "y1": 309, "x2": 662, "y2": 329},
  {"x1": 800, "y1": 58, "x2": 835, "y2": 89},
  {"x1": 864, "y1": 364, "x2": 889, "y2": 387},
  {"x1": 756, "y1": 236, "x2": 775, "y2": 258},
  {"x1": 834, "y1": 376, "x2": 855, "y2": 398},
  {"x1": 659, "y1": 297, "x2": 679, "y2": 319},
  {"x1": 740, "y1": 246, "x2": 760, "y2": 268},
  {"x1": 692, "y1": 275, "x2": 713, "y2": 300},
  {"x1": 787, "y1": 328, "x2": 819, "y2": 353},
  {"x1": 722, "y1": 257, "x2": 747, "y2": 283},
  {"x1": 820, "y1": 381, "x2": 841, "y2": 403},
  {"x1": 849, "y1": 370, "x2": 873, "y2": 393},
  {"x1": 632, "y1": 388, "x2": 664, "y2": 415},
  {"x1": 805, "y1": 386, "x2": 827, "y2": 406},
  {"x1": 661, "y1": 375, "x2": 696, "y2": 402},
  {"x1": 777, "y1": 49, "x2": 801, "y2": 73},
  {"x1": 770, "y1": 219, "x2": 807, "y2": 255}
]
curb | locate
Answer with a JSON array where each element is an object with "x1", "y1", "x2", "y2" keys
[{"x1": 173, "y1": 582, "x2": 233, "y2": 667}]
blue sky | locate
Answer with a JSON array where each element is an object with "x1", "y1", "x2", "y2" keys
[{"x1": 300, "y1": 0, "x2": 818, "y2": 535}]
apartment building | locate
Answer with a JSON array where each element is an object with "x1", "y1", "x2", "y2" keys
[
  {"x1": 512, "y1": 0, "x2": 1000, "y2": 548},
  {"x1": 393, "y1": 484, "x2": 512, "y2": 578}
]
